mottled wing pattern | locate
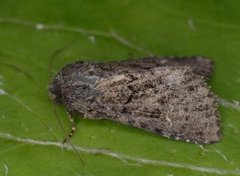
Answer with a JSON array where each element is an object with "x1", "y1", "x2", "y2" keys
[
  {"x1": 49, "y1": 56, "x2": 220, "y2": 144},
  {"x1": 93, "y1": 67, "x2": 220, "y2": 144}
]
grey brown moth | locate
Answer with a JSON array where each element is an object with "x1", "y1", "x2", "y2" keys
[{"x1": 49, "y1": 56, "x2": 221, "y2": 144}]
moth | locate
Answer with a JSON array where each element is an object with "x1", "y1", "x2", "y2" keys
[{"x1": 49, "y1": 56, "x2": 221, "y2": 144}]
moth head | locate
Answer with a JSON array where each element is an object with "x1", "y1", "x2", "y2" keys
[{"x1": 48, "y1": 75, "x2": 63, "y2": 103}]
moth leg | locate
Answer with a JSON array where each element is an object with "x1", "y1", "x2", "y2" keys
[{"x1": 62, "y1": 111, "x2": 77, "y2": 143}]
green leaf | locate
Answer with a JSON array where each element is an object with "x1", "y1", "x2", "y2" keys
[{"x1": 0, "y1": 0, "x2": 240, "y2": 175}]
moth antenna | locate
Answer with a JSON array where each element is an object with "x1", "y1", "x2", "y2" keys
[
  {"x1": 67, "y1": 139, "x2": 85, "y2": 166},
  {"x1": 49, "y1": 43, "x2": 84, "y2": 166},
  {"x1": 48, "y1": 39, "x2": 77, "y2": 77},
  {"x1": 52, "y1": 101, "x2": 85, "y2": 166},
  {"x1": 52, "y1": 101, "x2": 67, "y2": 134}
]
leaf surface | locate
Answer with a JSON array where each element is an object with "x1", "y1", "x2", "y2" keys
[{"x1": 0, "y1": 0, "x2": 240, "y2": 175}]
